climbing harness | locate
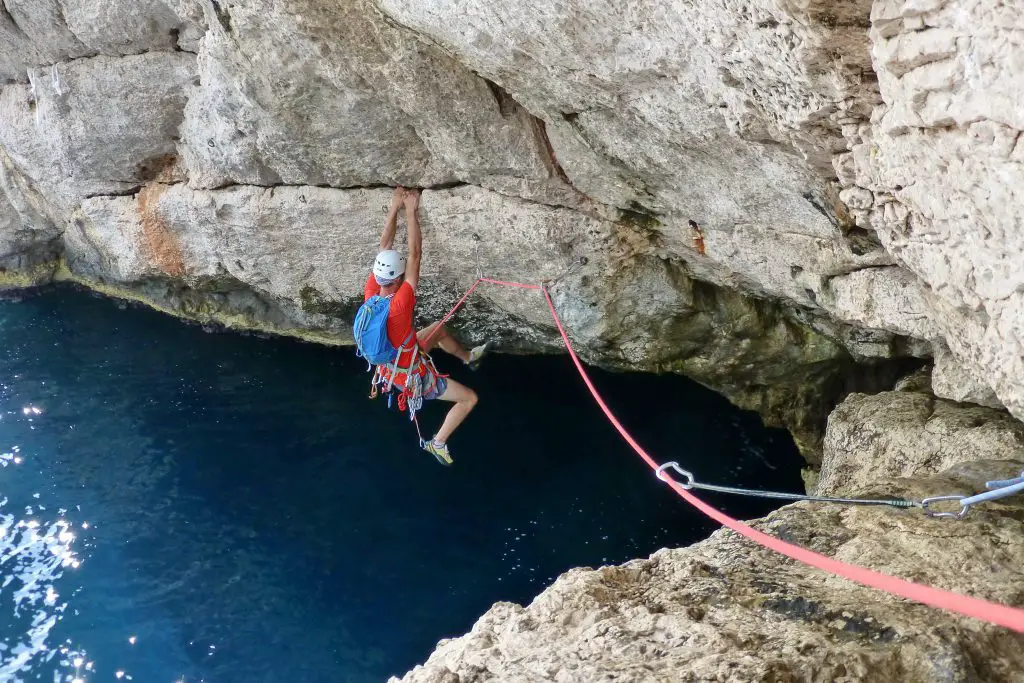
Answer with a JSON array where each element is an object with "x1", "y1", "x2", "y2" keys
[
  {"x1": 655, "y1": 462, "x2": 918, "y2": 509},
  {"x1": 398, "y1": 273, "x2": 1024, "y2": 632}
]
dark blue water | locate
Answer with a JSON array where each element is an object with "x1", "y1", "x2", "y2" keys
[{"x1": 0, "y1": 286, "x2": 803, "y2": 682}]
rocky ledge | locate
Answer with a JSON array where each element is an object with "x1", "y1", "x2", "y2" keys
[{"x1": 395, "y1": 387, "x2": 1024, "y2": 682}]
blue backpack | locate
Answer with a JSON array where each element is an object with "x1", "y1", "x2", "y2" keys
[{"x1": 353, "y1": 295, "x2": 413, "y2": 366}]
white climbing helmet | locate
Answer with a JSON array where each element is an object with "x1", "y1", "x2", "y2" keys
[{"x1": 373, "y1": 249, "x2": 406, "y2": 284}]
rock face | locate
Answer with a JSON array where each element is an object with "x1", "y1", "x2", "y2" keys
[
  {"x1": 0, "y1": 0, "x2": 1000, "y2": 457},
  {"x1": 841, "y1": 0, "x2": 1024, "y2": 420},
  {"x1": 0, "y1": 1, "x2": 1019, "y2": 448},
  {"x1": 395, "y1": 390, "x2": 1024, "y2": 683},
  {"x1": 819, "y1": 390, "x2": 1024, "y2": 495}
]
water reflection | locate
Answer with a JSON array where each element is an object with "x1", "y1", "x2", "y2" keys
[{"x1": 0, "y1": 479, "x2": 84, "y2": 681}]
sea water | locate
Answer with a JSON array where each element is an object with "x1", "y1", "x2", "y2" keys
[{"x1": 0, "y1": 287, "x2": 803, "y2": 682}]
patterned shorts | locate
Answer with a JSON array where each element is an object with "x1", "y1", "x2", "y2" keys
[
  {"x1": 385, "y1": 361, "x2": 447, "y2": 401},
  {"x1": 419, "y1": 368, "x2": 448, "y2": 401}
]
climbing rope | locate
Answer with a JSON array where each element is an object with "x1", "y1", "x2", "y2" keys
[
  {"x1": 419, "y1": 278, "x2": 541, "y2": 348},
  {"x1": 412, "y1": 274, "x2": 1024, "y2": 632}
]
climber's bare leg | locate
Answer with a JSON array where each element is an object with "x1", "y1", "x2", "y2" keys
[
  {"x1": 418, "y1": 322, "x2": 470, "y2": 362},
  {"x1": 433, "y1": 378, "x2": 478, "y2": 443}
]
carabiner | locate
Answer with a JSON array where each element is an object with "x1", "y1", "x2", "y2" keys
[
  {"x1": 655, "y1": 461, "x2": 696, "y2": 489},
  {"x1": 921, "y1": 495, "x2": 970, "y2": 519}
]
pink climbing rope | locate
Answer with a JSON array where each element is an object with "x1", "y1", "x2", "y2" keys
[
  {"x1": 419, "y1": 276, "x2": 1024, "y2": 632},
  {"x1": 418, "y1": 280, "x2": 482, "y2": 348},
  {"x1": 478, "y1": 278, "x2": 542, "y2": 290},
  {"x1": 538, "y1": 286, "x2": 1024, "y2": 633}
]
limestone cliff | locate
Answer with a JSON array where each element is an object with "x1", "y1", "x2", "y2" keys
[
  {"x1": 1, "y1": 1, "x2": 1023, "y2": 679},
  {"x1": 5, "y1": 0, "x2": 1018, "y2": 456}
]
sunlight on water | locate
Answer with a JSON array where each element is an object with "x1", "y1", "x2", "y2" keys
[{"x1": 0, "y1": 458, "x2": 85, "y2": 682}]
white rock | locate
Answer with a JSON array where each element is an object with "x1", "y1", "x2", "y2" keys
[
  {"x1": 0, "y1": 1, "x2": 93, "y2": 80},
  {"x1": 931, "y1": 344, "x2": 1003, "y2": 409},
  {"x1": 179, "y1": 0, "x2": 574, "y2": 206},
  {"x1": 376, "y1": 0, "x2": 892, "y2": 314},
  {"x1": 850, "y1": 0, "x2": 1024, "y2": 419},
  {"x1": 0, "y1": 0, "x2": 201, "y2": 82},
  {"x1": 71, "y1": 184, "x2": 608, "y2": 331},
  {"x1": 839, "y1": 186, "x2": 874, "y2": 211},
  {"x1": 58, "y1": 0, "x2": 186, "y2": 56},
  {"x1": 825, "y1": 266, "x2": 942, "y2": 342},
  {"x1": 0, "y1": 0, "x2": 1021, "y2": 430},
  {"x1": 818, "y1": 390, "x2": 1024, "y2": 496},
  {"x1": 0, "y1": 147, "x2": 63, "y2": 273},
  {"x1": 0, "y1": 52, "x2": 195, "y2": 210},
  {"x1": 67, "y1": 197, "x2": 159, "y2": 282}
]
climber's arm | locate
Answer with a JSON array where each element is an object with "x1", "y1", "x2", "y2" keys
[
  {"x1": 404, "y1": 189, "x2": 422, "y2": 292},
  {"x1": 379, "y1": 187, "x2": 404, "y2": 251}
]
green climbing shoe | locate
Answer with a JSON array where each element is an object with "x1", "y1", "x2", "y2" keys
[{"x1": 424, "y1": 439, "x2": 453, "y2": 466}]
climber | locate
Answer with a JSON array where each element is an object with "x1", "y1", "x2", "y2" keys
[{"x1": 355, "y1": 187, "x2": 489, "y2": 466}]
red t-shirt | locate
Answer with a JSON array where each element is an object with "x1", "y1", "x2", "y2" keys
[{"x1": 364, "y1": 274, "x2": 417, "y2": 366}]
